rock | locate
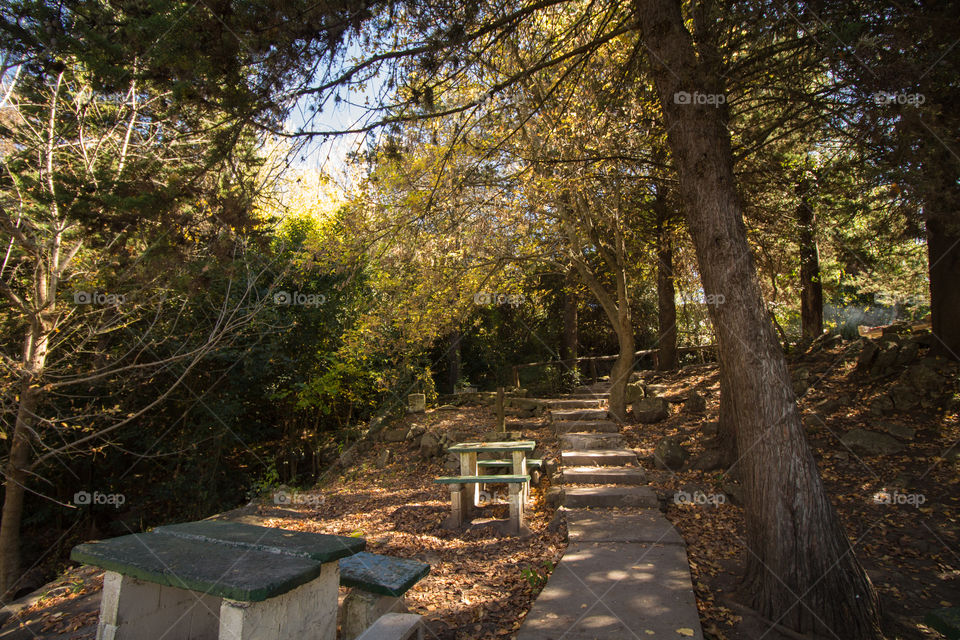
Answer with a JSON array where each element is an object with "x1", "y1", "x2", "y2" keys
[
  {"x1": 646, "y1": 383, "x2": 668, "y2": 396},
  {"x1": 896, "y1": 340, "x2": 921, "y2": 365},
  {"x1": 407, "y1": 425, "x2": 426, "y2": 440},
  {"x1": 691, "y1": 448, "x2": 724, "y2": 471},
  {"x1": 856, "y1": 340, "x2": 880, "y2": 372},
  {"x1": 376, "y1": 448, "x2": 390, "y2": 468},
  {"x1": 443, "y1": 457, "x2": 460, "y2": 473},
  {"x1": 720, "y1": 479, "x2": 744, "y2": 506},
  {"x1": 869, "y1": 394, "x2": 894, "y2": 416},
  {"x1": 653, "y1": 435, "x2": 689, "y2": 470},
  {"x1": 530, "y1": 469, "x2": 542, "y2": 487},
  {"x1": 889, "y1": 383, "x2": 920, "y2": 411},
  {"x1": 543, "y1": 457, "x2": 559, "y2": 479},
  {"x1": 869, "y1": 343, "x2": 900, "y2": 378},
  {"x1": 840, "y1": 428, "x2": 905, "y2": 456},
  {"x1": 506, "y1": 407, "x2": 534, "y2": 418},
  {"x1": 632, "y1": 397, "x2": 670, "y2": 423},
  {"x1": 905, "y1": 362, "x2": 947, "y2": 395},
  {"x1": 506, "y1": 397, "x2": 540, "y2": 411},
  {"x1": 419, "y1": 431, "x2": 441, "y2": 458},
  {"x1": 382, "y1": 428, "x2": 408, "y2": 443},
  {"x1": 624, "y1": 381, "x2": 647, "y2": 404},
  {"x1": 876, "y1": 421, "x2": 916, "y2": 440},
  {"x1": 816, "y1": 394, "x2": 850, "y2": 414},
  {"x1": 683, "y1": 392, "x2": 706, "y2": 413},
  {"x1": 545, "y1": 486, "x2": 564, "y2": 508},
  {"x1": 436, "y1": 404, "x2": 458, "y2": 411}
]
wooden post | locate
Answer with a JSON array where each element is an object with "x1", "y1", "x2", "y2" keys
[
  {"x1": 496, "y1": 387, "x2": 505, "y2": 432},
  {"x1": 589, "y1": 357, "x2": 598, "y2": 384},
  {"x1": 508, "y1": 483, "x2": 524, "y2": 535},
  {"x1": 512, "y1": 365, "x2": 520, "y2": 388}
]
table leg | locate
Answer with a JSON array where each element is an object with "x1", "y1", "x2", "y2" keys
[
  {"x1": 508, "y1": 484, "x2": 525, "y2": 535},
  {"x1": 444, "y1": 483, "x2": 468, "y2": 528},
  {"x1": 96, "y1": 570, "x2": 220, "y2": 640},
  {"x1": 460, "y1": 452, "x2": 479, "y2": 507},
  {"x1": 511, "y1": 451, "x2": 528, "y2": 507},
  {"x1": 219, "y1": 561, "x2": 339, "y2": 639}
]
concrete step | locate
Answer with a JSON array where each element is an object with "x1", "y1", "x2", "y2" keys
[
  {"x1": 553, "y1": 420, "x2": 619, "y2": 434},
  {"x1": 566, "y1": 392, "x2": 610, "y2": 400},
  {"x1": 539, "y1": 399, "x2": 603, "y2": 410},
  {"x1": 560, "y1": 433, "x2": 623, "y2": 450},
  {"x1": 516, "y1": 542, "x2": 704, "y2": 640},
  {"x1": 550, "y1": 409, "x2": 608, "y2": 422},
  {"x1": 574, "y1": 384, "x2": 612, "y2": 394},
  {"x1": 563, "y1": 466, "x2": 647, "y2": 485},
  {"x1": 563, "y1": 509, "x2": 685, "y2": 545},
  {"x1": 562, "y1": 486, "x2": 658, "y2": 509},
  {"x1": 562, "y1": 449, "x2": 637, "y2": 466}
]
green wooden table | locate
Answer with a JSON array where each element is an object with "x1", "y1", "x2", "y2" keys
[{"x1": 446, "y1": 441, "x2": 536, "y2": 506}]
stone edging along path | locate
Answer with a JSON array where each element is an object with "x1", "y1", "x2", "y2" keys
[{"x1": 517, "y1": 382, "x2": 705, "y2": 640}]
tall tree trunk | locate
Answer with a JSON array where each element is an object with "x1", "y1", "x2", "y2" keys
[
  {"x1": 446, "y1": 330, "x2": 462, "y2": 393},
  {"x1": 635, "y1": 1, "x2": 882, "y2": 637},
  {"x1": 797, "y1": 177, "x2": 823, "y2": 342},
  {"x1": 0, "y1": 320, "x2": 50, "y2": 595},
  {"x1": 715, "y1": 364, "x2": 738, "y2": 471},
  {"x1": 656, "y1": 218, "x2": 678, "y2": 370},
  {"x1": 924, "y1": 161, "x2": 960, "y2": 360},
  {"x1": 560, "y1": 268, "x2": 579, "y2": 387}
]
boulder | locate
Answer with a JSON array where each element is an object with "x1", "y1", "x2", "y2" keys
[
  {"x1": 683, "y1": 392, "x2": 706, "y2": 413},
  {"x1": 720, "y1": 479, "x2": 744, "y2": 506},
  {"x1": 876, "y1": 421, "x2": 916, "y2": 441},
  {"x1": 632, "y1": 397, "x2": 670, "y2": 423},
  {"x1": 382, "y1": 428, "x2": 408, "y2": 443},
  {"x1": 869, "y1": 394, "x2": 894, "y2": 416},
  {"x1": 869, "y1": 342, "x2": 900, "y2": 378},
  {"x1": 856, "y1": 340, "x2": 880, "y2": 372},
  {"x1": 889, "y1": 383, "x2": 920, "y2": 411},
  {"x1": 407, "y1": 425, "x2": 426, "y2": 440},
  {"x1": 905, "y1": 362, "x2": 947, "y2": 395},
  {"x1": 690, "y1": 448, "x2": 724, "y2": 471},
  {"x1": 816, "y1": 394, "x2": 851, "y2": 414},
  {"x1": 791, "y1": 367, "x2": 811, "y2": 396},
  {"x1": 506, "y1": 397, "x2": 541, "y2": 412},
  {"x1": 624, "y1": 381, "x2": 647, "y2": 404},
  {"x1": 419, "y1": 431, "x2": 441, "y2": 458},
  {"x1": 653, "y1": 435, "x2": 689, "y2": 470},
  {"x1": 376, "y1": 448, "x2": 391, "y2": 468},
  {"x1": 436, "y1": 404, "x2": 458, "y2": 411},
  {"x1": 896, "y1": 340, "x2": 921, "y2": 365},
  {"x1": 840, "y1": 428, "x2": 905, "y2": 456}
]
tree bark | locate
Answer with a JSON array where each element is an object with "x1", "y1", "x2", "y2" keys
[
  {"x1": 797, "y1": 177, "x2": 823, "y2": 342},
  {"x1": 446, "y1": 330, "x2": 462, "y2": 393},
  {"x1": 0, "y1": 319, "x2": 50, "y2": 595},
  {"x1": 560, "y1": 268, "x2": 579, "y2": 368},
  {"x1": 635, "y1": 1, "x2": 882, "y2": 637},
  {"x1": 924, "y1": 159, "x2": 960, "y2": 360},
  {"x1": 656, "y1": 215, "x2": 678, "y2": 370}
]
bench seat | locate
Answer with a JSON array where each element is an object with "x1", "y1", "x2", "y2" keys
[
  {"x1": 340, "y1": 552, "x2": 429, "y2": 597},
  {"x1": 476, "y1": 458, "x2": 541, "y2": 468},
  {"x1": 356, "y1": 613, "x2": 424, "y2": 640},
  {"x1": 433, "y1": 474, "x2": 528, "y2": 484}
]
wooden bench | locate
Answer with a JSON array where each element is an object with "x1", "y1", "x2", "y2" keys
[
  {"x1": 434, "y1": 475, "x2": 529, "y2": 533},
  {"x1": 339, "y1": 551, "x2": 429, "y2": 640},
  {"x1": 72, "y1": 520, "x2": 365, "y2": 640},
  {"x1": 476, "y1": 458, "x2": 542, "y2": 469}
]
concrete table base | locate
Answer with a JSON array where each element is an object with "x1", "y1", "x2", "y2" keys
[
  {"x1": 97, "y1": 562, "x2": 339, "y2": 640},
  {"x1": 341, "y1": 590, "x2": 408, "y2": 640}
]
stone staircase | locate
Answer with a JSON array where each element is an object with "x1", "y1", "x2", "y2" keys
[{"x1": 517, "y1": 381, "x2": 704, "y2": 640}]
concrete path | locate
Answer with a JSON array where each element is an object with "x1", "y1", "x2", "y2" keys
[{"x1": 518, "y1": 381, "x2": 704, "y2": 640}]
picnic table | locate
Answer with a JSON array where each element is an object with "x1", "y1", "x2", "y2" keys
[
  {"x1": 70, "y1": 520, "x2": 427, "y2": 640},
  {"x1": 436, "y1": 440, "x2": 537, "y2": 534}
]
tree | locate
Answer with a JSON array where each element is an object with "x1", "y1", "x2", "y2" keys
[{"x1": 634, "y1": 0, "x2": 881, "y2": 636}]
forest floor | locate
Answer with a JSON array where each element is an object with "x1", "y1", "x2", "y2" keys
[{"x1": 2, "y1": 337, "x2": 958, "y2": 640}]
